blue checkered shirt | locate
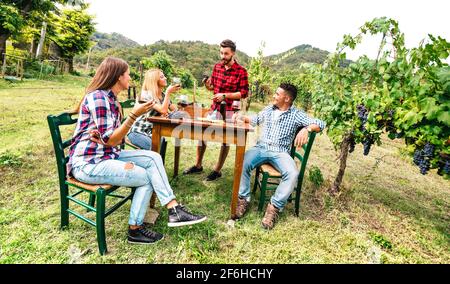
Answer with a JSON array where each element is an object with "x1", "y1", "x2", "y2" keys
[{"x1": 250, "y1": 105, "x2": 326, "y2": 153}]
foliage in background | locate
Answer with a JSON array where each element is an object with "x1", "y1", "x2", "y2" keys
[
  {"x1": 267, "y1": 44, "x2": 333, "y2": 72},
  {"x1": 0, "y1": 0, "x2": 83, "y2": 62},
  {"x1": 141, "y1": 50, "x2": 175, "y2": 82},
  {"x1": 75, "y1": 40, "x2": 251, "y2": 84},
  {"x1": 177, "y1": 68, "x2": 195, "y2": 89},
  {"x1": 0, "y1": 151, "x2": 23, "y2": 168},
  {"x1": 309, "y1": 17, "x2": 449, "y2": 193},
  {"x1": 247, "y1": 42, "x2": 271, "y2": 108},
  {"x1": 0, "y1": 4, "x2": 24, "y2": 37},
  {"x1": 273, "y1": 67, "x2": 315, "y2": 111},
  {"x1": 49, "y1": 6, "x2": 95, "y2": 73},
  {"x1": 308, "y1": 165, "x2": 324, "y2": 188},
  {"x1": 91, "y1": 32, "x2": 140, "y2": 50}
]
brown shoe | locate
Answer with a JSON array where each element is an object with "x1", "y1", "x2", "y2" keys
[
  {"x1": 235, "y1": 197, "x2": 249, "y2": 219},
  {"x1": 261, "y1": 203, "x2": 280, "y2": 230}
]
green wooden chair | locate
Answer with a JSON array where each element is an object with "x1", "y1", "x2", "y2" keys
[
  {"x1": 252, "y1": 131, "x2": 317, "y2": 216},
  {"x1": 47, "y1": 111, "x2": 136, "y2": 255},
  {"x1": 119, "y1": 99, "x2": 167, "y2": 163}
]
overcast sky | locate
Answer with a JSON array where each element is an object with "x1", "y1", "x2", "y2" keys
[{"x1": 86, "y1": 0, "x2": 449, "y2": 60}]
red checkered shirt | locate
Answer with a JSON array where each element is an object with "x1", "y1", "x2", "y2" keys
[{"x1": 210, "y1": 61, "x2": 249, "y2": 112}]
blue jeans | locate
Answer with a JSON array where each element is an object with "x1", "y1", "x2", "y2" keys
[
  {"x1": 128, "y1": 131, "x2": 152, "y2": 150},
  {"x1": 72, "y1": 150, "x2": 176, "y2": 226},
  {"x1": 239, "y1": 146, "x2": 299, "y2": 210}
]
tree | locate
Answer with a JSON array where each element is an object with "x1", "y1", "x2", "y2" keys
[
  {"x1": 49, "y1": 6, "x2": 94, "y2": 73},
  {"x1": 141, "y1": 50, "x2": 175, "y2": 81},
  {"x1": 274, "y1": 67, "x2": 315, "y2": 111},
  {"x1": 177, "y1": 68, "x2": 195, "y2": 89},
  {"x1": 247, "y1": 42, "x2": 271, "y2": 108},
  {"x1": 310, "y1": 17, "x2": 449, "y2": 194},
  {"x1": 0, "y1": 0, "x2": 80, "y2": 63}
]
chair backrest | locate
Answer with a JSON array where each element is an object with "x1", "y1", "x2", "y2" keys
[
  {"x1": 120, "y1": 99, "x2": 136, "y2": 110},
  {"x1": 289, "y1": 131, "x2": 317, "y2": 184},
  {"x1": 181, "y1": 104, "x2": 210, "y2": 118},
  {"x1": 47, "y1": 111, "x2": 78, "y2": 189}
]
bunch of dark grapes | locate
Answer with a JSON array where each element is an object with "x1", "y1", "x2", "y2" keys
[
  {"x1": 363, "y1": 137, "x2": 373, "y2": 156},
  {"x1": 413, "y1": 149, "x2": 422, "y2": 165},
  {"x1": 386, "y1": 109, "x2": 396, "y2": 132},
  {"x1": 414, "y1": 143, "x2": 435, "y2": 175},
  {"x1": 349, "y1": 137, "x2": 356, "y2": 153},
  {"x1": 437, "y1": 158, "x2": 450, "y2": 176},
  {"x1": 418, "y1": 156, "x2": 430, "y2": 174},
  {"x1": 423, "y1": 143, "x2": 434, "y2": 158},
  {"x1": 357, "y1": 104, "x2": 368, "y2": 131},
  {"x1": 444, "y1": 160, "x2": 450, "y2": 175}
]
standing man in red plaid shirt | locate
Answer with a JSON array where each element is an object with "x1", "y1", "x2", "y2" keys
[{"x1": 183, "y1": 39, "x2": 249, "y2": 181}]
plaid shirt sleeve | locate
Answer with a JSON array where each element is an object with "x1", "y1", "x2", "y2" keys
[
  {"x1": 238, "y1": 68, "x2": 249, "y2": 99},
  {"x1": 85, "y1": 92, "x2": 117, "y2": 144},
  {"x1": 295, "y1": 109, "x2": 326, "y2": 131},
  {"x1": 250, "y1": 105, "x2": 271, "y2": 126}
]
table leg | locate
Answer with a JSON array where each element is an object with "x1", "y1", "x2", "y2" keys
[
  {"x1": 174, "y1": 138, "x2": 181, "y2": 177},
  {"x1": 231, "y1": 144, "x2": 246, "y2": 219}
]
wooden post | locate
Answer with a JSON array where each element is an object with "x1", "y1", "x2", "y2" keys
[
  {"x1": 19, "y1": 59, "x2": 23, "y2": 80},
  {"x1": 36, "y1": 22, "x2": 47, "y2": 59},
  {"x1": 193, "y1": 80, "x2": 196, "y2": 103},
  {"x1": 1, "y1": 53, "x2": 6, "y2": 78},
  {"x1": 85, "y1": 46, "x2": 93, "y2": 72},
  {"x1": 139, "y1": 62, "x2": 143, "y2": 86}
]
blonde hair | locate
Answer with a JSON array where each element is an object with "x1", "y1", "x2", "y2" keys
[
  {"x1": 73, "y1": 57, "x2": 128, "y2": 113},
  {"x1": 140, "y1": 68, "x2": 162, "y2": 101}
]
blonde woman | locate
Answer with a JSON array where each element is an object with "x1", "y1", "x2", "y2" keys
[
  {"x1": 127, "y1": 69, "x2": 180, "y2": 149},
  {"x1": 68, "y1": 58, "x2": 206, "y2": 245}
]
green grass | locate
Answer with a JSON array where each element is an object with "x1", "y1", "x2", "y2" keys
[{"x1": 0, "y1": 77, "x2": 449, "y2": 263}]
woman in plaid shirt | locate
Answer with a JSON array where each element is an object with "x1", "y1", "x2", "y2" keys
[
  {"x1": 68, "y1": 57, "x2": 206, "y2": 245},
  {"x1": 127, "y1": 69, "x2": 180, "y2": 149}
]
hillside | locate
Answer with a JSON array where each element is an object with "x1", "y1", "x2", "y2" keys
[
  {"x1": 92, "y1": 32, "x2": 140, "y2": 50},
  {"x1": 267, "y1": 44, "x2": 330, "y2": 71},
  {"x1": 76, "y1": 40, "x2": 251, "y2": 82},
  {"x1": 75, "y1": 38, "x2": 338, "y2": 82}
]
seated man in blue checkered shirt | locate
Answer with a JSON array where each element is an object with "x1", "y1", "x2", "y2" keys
[{"x1": 232, "y1": 83, "x2": 326, "y2": 229}]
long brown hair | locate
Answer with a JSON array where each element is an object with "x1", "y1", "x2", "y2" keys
[{"x1": 73, "y1": 57, "x2": 129, "y2": 113}]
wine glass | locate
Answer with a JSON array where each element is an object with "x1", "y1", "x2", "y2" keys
[
  {"x1": 232, "y1": 100, "x2": 241, "y2": 112},
  {"x1": 172, "y1": 77, "x2": 181, "y2": 87}
]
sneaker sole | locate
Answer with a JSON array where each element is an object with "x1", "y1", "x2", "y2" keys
[
  {"x1": 183, "y1": 168, "x2": 204, "y2": 175},
  {"x1": 204, "y1": 175, "x2": 222, "y2": 181},
  {"x1": 167, "y1": 216, "x2": 207, "y2": 227},
  {"x1": 183, "y1": 171, "x2": 203, "y2": 175},
  {"x1": 127, "y1": 235, "x2": 164, "y2": 245}
]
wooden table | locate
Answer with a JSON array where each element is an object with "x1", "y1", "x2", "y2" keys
[{"x1": 148, "y1": 115, "x2": 254, "y2": 219}]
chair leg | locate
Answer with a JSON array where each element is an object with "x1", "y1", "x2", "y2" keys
[
  {"x1": 160, "y1": 137, "x2": 167, "y2": 165},
  {"x1": 295, "y1": 185, "x2": 302, "y2": 217},
  {"x1": 60, "y1": 184, "x2": 69, "y2": 229},
  {"x1": 96, "y1": 189, "x2": 107, "y2": 255},
  {"x1": 252, "y1": 167, "x2": 260, "y2": 194},
  {"x1": 87, "y1": 194, "x2": 96, "y2": 212},
  {"x1": 258, "y1": 173, "x2": 269, "y2": 212}
]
